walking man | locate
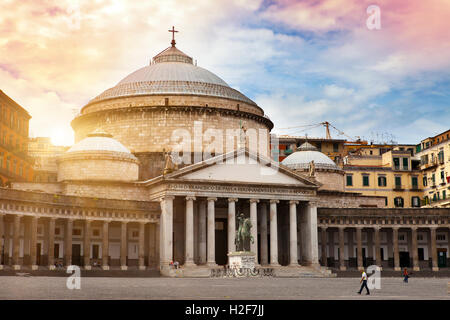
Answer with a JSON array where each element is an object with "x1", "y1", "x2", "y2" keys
[
  {"x1": 403, "y1": 268, "x2": 409, "y2": 283},
  {"x1": 357, "y1": 269, "x2": 370, "y2": 295}
]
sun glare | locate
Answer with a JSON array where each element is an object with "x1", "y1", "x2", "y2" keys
[{"x1": 50, "y1": 128, "x2": 74, "y2": 146}]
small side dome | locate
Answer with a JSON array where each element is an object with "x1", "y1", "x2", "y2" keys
[
  {"x1": 282, "y1": 142, "x2": 339, "y2": 170},
  {"x1": 67, "y1": 129, "x2": 132, "y2": 154},
  {"x1": 282, "y1": 141, "x2": 344, "y2": 192},
  {"x1": 57, "y1": 129, "x2": 139, "y2": 182}
]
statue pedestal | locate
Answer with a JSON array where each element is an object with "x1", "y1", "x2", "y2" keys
[{"x1": 228, "y1": 251, "x2": 256, "y2": 269}]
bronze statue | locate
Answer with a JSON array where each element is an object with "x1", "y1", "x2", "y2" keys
[{"x1": 235, "y1": 213, "x2": 253, "y2": 252}]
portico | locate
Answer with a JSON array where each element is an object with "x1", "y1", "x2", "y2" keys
[{"x1": 144, "y1": 149, "x2": 325, "y2": 276}]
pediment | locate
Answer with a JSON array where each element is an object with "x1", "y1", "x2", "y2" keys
[{"x1": 150, "y1": 148, "x2": 319, "y2": 188}]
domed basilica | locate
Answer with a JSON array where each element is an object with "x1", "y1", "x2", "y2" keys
[{"x1": 3, "y1": 31, "x2": 443, "y2": 277}]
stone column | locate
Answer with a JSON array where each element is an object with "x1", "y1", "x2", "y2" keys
[
  {"x1": 393, "y1": 227, "x2": 400, "y2": 271},
  {"x1": 338, "y1": 226, "x2": 346, "y2": 271},
  {"x1": 430, "y1": 227, "x2": 438, "y2": 271},
  {"x1": 374, "y1": 226, "x2": 382, "y2": 269},
  {"x1": 12, "y1": 215, "x2": 21, "y2": 270},
  {"x1": 155, "y1": 222, "x2": 160, "y2": 269},
  {"x1": 102, "y1": 220, "x2": 110, "y2": 270},
  {"x1": 356, "y1": 227, "x2": 363, "y2": 271},
  {"x1": 30, "y1": 216, "x2": 38, "y2": 270},
  {"x1": 269, "y1": 200, "x2": 280, "y2": 266},
  {"x1": 207, "y1": 197, "x2": 217, "y2": 267},
  {"x1": 159, "y1": 196, "x2": 174, "y2": 273},
  {"x1": 250, "y1": 199, "x2": 259, "y2": 262},
  {"x1": 411, "y1": 227, "x2": 420, "y2": 271},
  {"x1": 148, "y1": 223, "x2": 156, "y2": 268},
  {"x1": 259, "y1": 202, "x2": 268, "y2": 266},
  {"x1": 227, "y1": 198, "x2": 237, "y2": 254},
  {"x1": 289, "y1": 200, "x2": 299, "y2": 266},
  {"x1": 48, "y1": 218, "x2": 56, "y2": 270},
  {"x1": 138, "y1": 222, "x2": 146, "y2": 270},
  {"x1": 3, "y1": 221, "x2": 10, "y2": 266},
  {"x1": 0, "y1": 214, "x2": 4, "y2": 269},
  {"x1": 83, "y1": 220, "x2": 91, "y2": 270},
  {"x1": 184, "y1": 196, "x2": 196, "y2": 267},
  {"x1": 64, "y1": 219, "x2": 73, "y2": 266},
  {"x1": 198, "y1": 200, "x2": 207, "y2": 264},
  {"x1": 320, "y1": 227, "x2": 327, "y2": 267},
  {"x1": 120, "y1": 221, "x2": 128, "y2": 270},
  {"x1": 300, "y1": 203, "x2": 319, "y2": 266}
]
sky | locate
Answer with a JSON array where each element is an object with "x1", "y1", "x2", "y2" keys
[{"x1": 0, "y1": 0, "x2": 449, "y2": 146}]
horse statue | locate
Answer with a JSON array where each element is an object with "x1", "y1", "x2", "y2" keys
[{"x1": 235, "y1": 213, "x2": 253, "y2": 252}]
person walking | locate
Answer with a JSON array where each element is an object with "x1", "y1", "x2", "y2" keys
[
  {"x1": 403, "y1": 268, "x2": 409, "y2": 283},
  {"x1": 357, "y1": 269, "x2": 370, "y2": 295}
]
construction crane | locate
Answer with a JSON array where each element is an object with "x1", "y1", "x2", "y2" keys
[{"x1": 278, "y1": 121, "x2": 362, "y2": 143}]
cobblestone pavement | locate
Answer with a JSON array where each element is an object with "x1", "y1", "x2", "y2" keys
[{"x1": 0, "y1": 276, "x2": 449, "y2": 300}]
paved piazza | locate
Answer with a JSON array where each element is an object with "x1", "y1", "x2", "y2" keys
[{"x1": 0, "y1": 276, "x2": 448, "y2": 300}]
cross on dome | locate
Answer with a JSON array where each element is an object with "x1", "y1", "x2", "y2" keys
[{"x1": 168, "y1": 26, "x2": 178, "y2": 47}]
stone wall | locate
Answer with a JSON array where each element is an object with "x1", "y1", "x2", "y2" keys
[
  {"x1": 316, "y1": 191, "x2": 385, "y2": 208},
  {"x1": 58, "y1": 158, "x2": 139, "y2": 182},
  {"x1": 62, "y1": 182, "x2": 148, "y2": 202},
  {"x1": 71, "y1": 107, "x2": 271, "y2": 154},
  {"x1": 314, "y1": 170, "x2": 345, "y2": 192},
  {"x1": 80, "y1": 94, "x2": 265, "y2": 117}
]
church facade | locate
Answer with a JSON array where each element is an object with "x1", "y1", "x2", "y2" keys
[{"x1": 0, "y1": 36, "x2": 449, "y2": 275}]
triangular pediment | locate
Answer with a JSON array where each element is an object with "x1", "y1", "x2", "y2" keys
[{"x1": 144, "y1": 148, "x2": 319, "y2": 188}]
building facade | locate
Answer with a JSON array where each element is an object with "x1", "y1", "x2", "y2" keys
[
  {"x1": 343, "y1": 146, "x2": 423, "y2": 208},
  {"x1": 417, "y1": 129, "x2": 450, "y2": 207},
  {"x1": 28, "y1": 137, "x2": 69, "y2": 183},
  {"x1": 0, "y1": 37, "x2": 448, "y2": 276},
  {"x1": 0, "y1": 90, "x2": 34, "y2": 186}
]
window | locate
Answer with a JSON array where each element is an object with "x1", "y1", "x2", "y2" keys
[
  {"x1": 346, "y1": 175, "x2": 353, "y2": 186},
  {"x1": 316, "y1": 142, "x2": 322, "y2": 151},
  {"x1": 395, "y1": 176, "x2": 402, "y2": 188},
  {"x1": 132, "y1": 230, "x2": 139, "y2": 238},
  {"x1": 92, "y1": 229, "x2": 100, "y2": 237},
  {"x1": 73, "y1": 228, "x2": 82, "y2": 236},
  {"x1": 333, "y1": 143, "x2": 339, "y2": 153},
  {"x1": 431, "y1": 173, "x2": 435, "y2": 184},
  {"x1": 412, "y1": 176, "x2": 418, "y2": 188},
  {"x1": 436, "y1": 234, "x2": 446, "y2": 241},
  {"x1": 441, "y1": 170, "x2": 445, "y2": 183},
  {"x1": 411, "y1": 196, "x2": 420, "y2": 207},
  {"x1": 378, "y1": 176, "x2": 387, "y2": 187},
  {"x1": 402, "y1": 157, "x2": 409, "y2": 170},
  {"x1": 417, "y1": 234, "x2": 423, "y2": 241},
  {"x1": 55, "y1": 227, "x2": 61, "y2": 235},
  {"x1": 394, "y1": 197, "x2": 404, "y2": 208},
  {"x1": 398, "y1": 234, "x2": 405, "y2": 241},
  {"x1": 438, "y1": 150, "x2": 445, "y2": 164},
  {"x1": 393, "y1": 158, "x2": 400, "y2": 170},
  {"x1": 362, "y1": 175, "x2": 370, "y2": 186},
  {"x1": 443, "y1": 190, "x2": 447, "y2": 199}
]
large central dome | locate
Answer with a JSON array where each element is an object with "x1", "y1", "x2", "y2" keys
[
  {"x1": 72, "y1": 36, "x2": 273, "y2": 180},
  {"x1": 88, "y1": 45, "x2": 256, "y2": 106}
]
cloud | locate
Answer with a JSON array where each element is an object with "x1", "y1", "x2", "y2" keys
[{"x1": 0, "y1": 0, "x2": 449, "y2": 146}]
